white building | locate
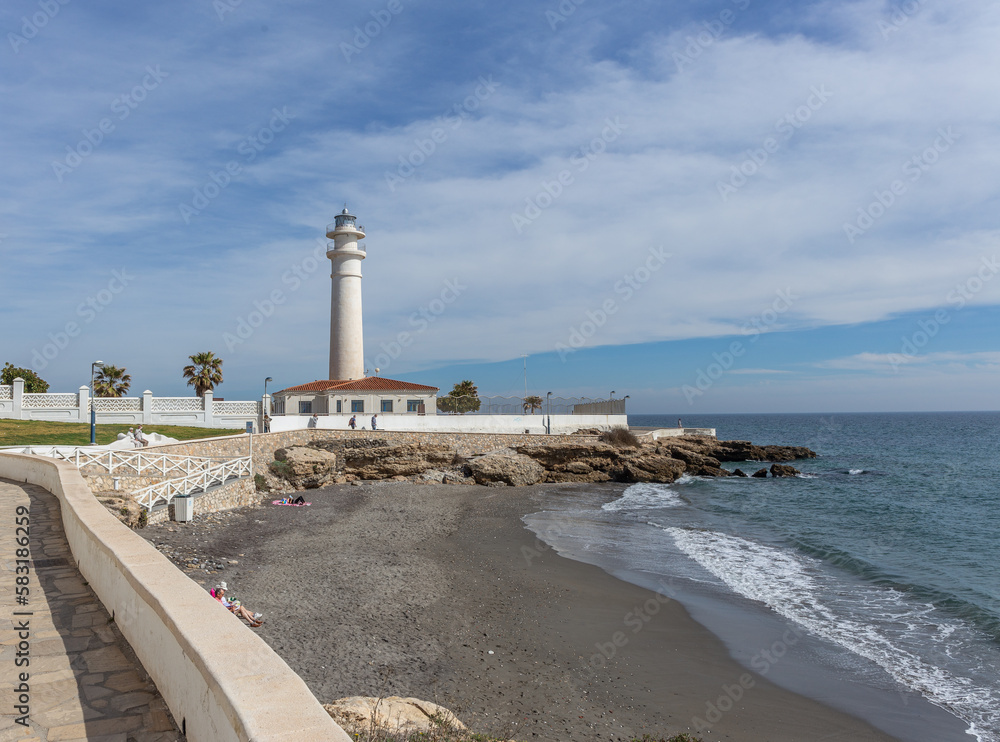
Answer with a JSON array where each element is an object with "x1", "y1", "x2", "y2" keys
[{"x1": 271, "y1": 377, "x2": 438, "y2": 417}]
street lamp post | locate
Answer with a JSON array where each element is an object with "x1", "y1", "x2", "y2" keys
[
  {"x1": 546, "y1": 391, "x2": 552, "y2": 435},
  {"x1": 90, "y1": 361, "x2": 104, "y2": 446}
]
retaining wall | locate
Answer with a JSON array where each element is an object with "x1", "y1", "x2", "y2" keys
[
  {"x1": 147, "y1": 477, "x2": 259, "y2": 526},
  {"x1": 0, "y1": 453, "x2": 349, "y2": 742},
  {"x1": 269, "y1": 412, "x2": 625, "y2": 435},
  {"x1": 148, "y1": 429, "x2": 601, "y2": 476}
]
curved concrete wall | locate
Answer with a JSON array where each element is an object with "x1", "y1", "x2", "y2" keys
[{"x1": 0, "y1": 453, "x2": 349, "y2": 742}]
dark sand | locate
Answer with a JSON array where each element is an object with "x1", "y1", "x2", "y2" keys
[{"x1": 143, "y1": 483, "x2": 902, "y2": 741}]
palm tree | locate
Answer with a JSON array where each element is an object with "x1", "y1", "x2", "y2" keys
[
  {"x1": 183, "y1": 352, "x2": 223, "y2": 397},
  {"x1": 94, "y1": 365, "x2": 132, "y2": 397},
  {"x1": 523, "y1": 395, "x2": 543, "y2": 414}
]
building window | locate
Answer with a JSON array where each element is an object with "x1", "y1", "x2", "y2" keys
[
  {"x1": 336, "y1": 400, "x2": 342, "y2": 413},
  {"x1": 381, "y1": 399, "x2": 393, "y2": 413},
  {"x1": 298, "y1": 401, "x2": 312, "y2": 414},
  {"x1": 407, "y1": 399, "x2": 421, "y2": 412},
  {"x1": 351, "y1": 400, "x2": 364, "y2": 413}
]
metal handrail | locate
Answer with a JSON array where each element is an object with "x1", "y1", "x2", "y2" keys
[{"x1": 134, "y1": 456, "x2": 252, "y2": 511}]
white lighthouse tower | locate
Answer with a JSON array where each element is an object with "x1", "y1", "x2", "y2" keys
[{"x1": 326, "y1": 206, "x2": 366, "y2": 380}]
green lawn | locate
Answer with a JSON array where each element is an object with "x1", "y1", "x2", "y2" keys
[{"x1": 0, "y1": 419, "x2": 242, "y2": 447}]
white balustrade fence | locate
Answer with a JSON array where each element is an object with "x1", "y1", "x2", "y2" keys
[
  {"x1": 22, "y1": 392, "x2": 79, "y2": 408},
  {"x1": 93, "y1": 397, "x2": 142, "y2": 412},
  {"x1": 152, "y1": 397, "x2": 205, "y2": 412},
  {"x1": 0, "y1": 378, "x2": 262, "y2": 429},
  {"x1": 134, "y1": 456, "x2": 252, "y2": 511}
]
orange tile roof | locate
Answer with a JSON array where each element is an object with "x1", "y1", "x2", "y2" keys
[{"x1": 275, "y1": 377, "x2": 439, "y2": 394}]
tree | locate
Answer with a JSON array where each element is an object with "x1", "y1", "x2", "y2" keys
[
  {"x1": 436, "y1": 380, "x2": 481, "y2": 414},
  {"x1": 183, "y1": 352, "x2": 224, "y2": 397},
  {"x1": 94, "y1": 365, "x2": 132, "y2": 397},
  {"x1": 523, "y1": 395, "x2": 543, "y2": 414},
  {"x1": 1, "y1": 363, "x2": 49, "y2": 393}
]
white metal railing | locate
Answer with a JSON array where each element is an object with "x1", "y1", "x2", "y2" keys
[
  {"x1": 0, "y1": 386, "x2": 11, "y2": 401},
  {"x1": 0, "y1": 446, "x2": 223, "y2": 477},
  {"x1": 73, "y1": 449, "x2": 224, "y2": 477},
  {"x1": 21, "y1": 393, "x2": 78, "y2": 408},
  {"x1": 134, "y1": 456, "x2": 252, "y2": 511}
]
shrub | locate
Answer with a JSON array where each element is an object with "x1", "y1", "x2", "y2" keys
[
  {"x1": 599, "y1": 426, "x2": 641, "y2": 448},
  {"x1": 254, "y1": 473, "x2": 270, "y2": 492},
  {"x1": 269, "y1": 460, "x2": 291, "y2": 480}
]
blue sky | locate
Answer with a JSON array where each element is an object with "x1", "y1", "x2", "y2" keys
[{"x1": 1, "y1": 0, "x2": 998, "y2": 413}]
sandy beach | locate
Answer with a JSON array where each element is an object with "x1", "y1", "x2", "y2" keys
[{"x1": 143, "y1": 482, "x2": 902, "y2": 741}]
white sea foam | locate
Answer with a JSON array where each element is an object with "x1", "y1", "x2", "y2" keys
[
  {"x1": 849, "y1": 468, "x2": 865, "y2": 475},
  {"x1": 602, "y1": 483, "x2": 682, "y2": 512},
  {"x1": 664, "y1": 527, "x2": 1000, "y2": 742}
]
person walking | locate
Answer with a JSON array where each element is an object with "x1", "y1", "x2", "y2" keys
[
  {"x1": 371, "y1": 414, "x2": 378, "y2": 430},
  {"x1": 349, "y1": 415, "x2": 357, "y2": 430}
]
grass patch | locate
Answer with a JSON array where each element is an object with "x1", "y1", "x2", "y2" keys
[
  {"x1": 0, "y1": 419, "x2": 242, "y2": 447},
  {"x1": 599, "y1": 426, "x2": 642, "y2": 448}
]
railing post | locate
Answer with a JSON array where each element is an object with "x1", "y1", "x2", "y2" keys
[
  {"x1": 78, "y1": 385, "x2": 90, "y2": 424},
  {"x1": 142, "y1": 389, "x2": 153, "y2": 424},
  {"x1": 203, "y1": 390, "x2": 214, "y2": 427},
  {"x1": 12, "y1": 377, "x2": 24, "y2": 420}
]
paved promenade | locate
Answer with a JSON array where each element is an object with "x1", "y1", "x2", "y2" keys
[{"x1": 0, "y1": 478, "x2": 182, "y2": 742}]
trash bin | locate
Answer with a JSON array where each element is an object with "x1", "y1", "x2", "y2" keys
[{"x1": 173, "y1": 494, "x2": 193, "y2": 522}]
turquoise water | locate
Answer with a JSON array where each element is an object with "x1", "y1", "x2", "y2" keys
[{"x1": 526, "y1": 412, "x2": 1000, "y2": 741}]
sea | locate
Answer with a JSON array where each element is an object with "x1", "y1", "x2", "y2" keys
[{"x1": 523, "y1": 412, "x2": 1000, "y2": 742}]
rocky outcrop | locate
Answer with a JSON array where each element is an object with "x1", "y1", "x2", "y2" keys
[
  {"x1": 313, "y1": 439, "x2": 457, "y2": 480},
  {"x1": 272, "y1": 446, "x2": 339, "y2": 489},
  {"x1": 466, "y1": 453, "x2": 545, "y2": 487},
  {"x1": 752, "y1": 468, "x2": 769, "y2": 478},
  {"x1": 267, "y1": 434, "x2": 814, "y2": 490},
  {"x1": 324, "y1": 696, "x2": 465, "y2": 735},
  {"x1": 732, "y1": 468, "x2": 748, "y2": 477},
  {"x1": 769, "y1": 463, "x2": 801, "y2": 477}
]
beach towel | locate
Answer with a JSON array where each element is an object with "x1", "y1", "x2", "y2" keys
[{"x1": 271, "y1": 499, "x2": 311, "y2": 506}]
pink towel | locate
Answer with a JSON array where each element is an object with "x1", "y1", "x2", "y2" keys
[{"x1": 271, "y1": 500, "x2": 311, "y2": 506}]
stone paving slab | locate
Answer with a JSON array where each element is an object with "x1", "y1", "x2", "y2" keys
[{"x1": 0, "y1": 478, "x2": 184, "y2": 742}]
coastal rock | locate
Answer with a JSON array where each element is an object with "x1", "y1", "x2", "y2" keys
[
  {"x1": 338, "y1": 442, "x2": 456, "y2": 479},
  {"x1": 752, "y1": 468, "x2": 769, "y2": 478},
  {"x1": 417, "y1": 469, "x2": 446, "y2": 483},
  {"x1": 466, "y1": 453, "x2": 545, "y2": 487},
  {"x1": 272, "y1": 446, "x2": 338, "y2": 489},
  {"x1": 769, "y1": 463, "x2": 800, "y2": 477},
  {"x1": 732, "y1": 468, "x2": 748, "y2": 477},
  {"x1": 324, "y1": 696, "x2": 465, "y2": 735}
]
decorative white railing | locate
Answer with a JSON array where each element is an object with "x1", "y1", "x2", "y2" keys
[
  {"x1": 0, "y1": 386, "x2": 11, "y2": 401},
  {"x1": 92, "y1": 397, "x2": 142, "y2": 412},
  {"x1": 152, "y1": 397, "x2": 205, "y2": 412},
  {"x1": 214, "y1": 401, "x2": 260, "y2": 415},
  {"x1": 134, "y1": 456, "x2": 252, "y2": 511},
  {"x1": 0, "y1": 446, "x2": 224, "y2": 477},
  {"x1": 22, "y1": 393, "x2": 78, "y2": 409},
  {"x1": 72, "y1": 449, "x2": 224, "y2": 477}
]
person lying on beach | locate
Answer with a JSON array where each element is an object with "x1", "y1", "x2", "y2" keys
[
  {"x1": 210, "y1": 582, "x2": 263, "y2": 627},
  {"x1": 276, "y1": 495, "x2": 306, "y2": 505}
]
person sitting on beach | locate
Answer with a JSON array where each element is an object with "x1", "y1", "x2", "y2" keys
[
  {"x1": 134, "y1": 425, "x2": 149, "y2": 447},
  {"x1": 210, "y1": 582, "x2": 263, "y2": 627}
]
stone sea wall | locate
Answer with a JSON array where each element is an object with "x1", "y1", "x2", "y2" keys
[{"x1": 149, "y1": 430, "x2": 600, "y2": 476}]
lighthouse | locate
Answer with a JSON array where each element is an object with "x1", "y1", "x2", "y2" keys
[{"x1": 326, "y1": 206, "x2": 366, "y2": 380}]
